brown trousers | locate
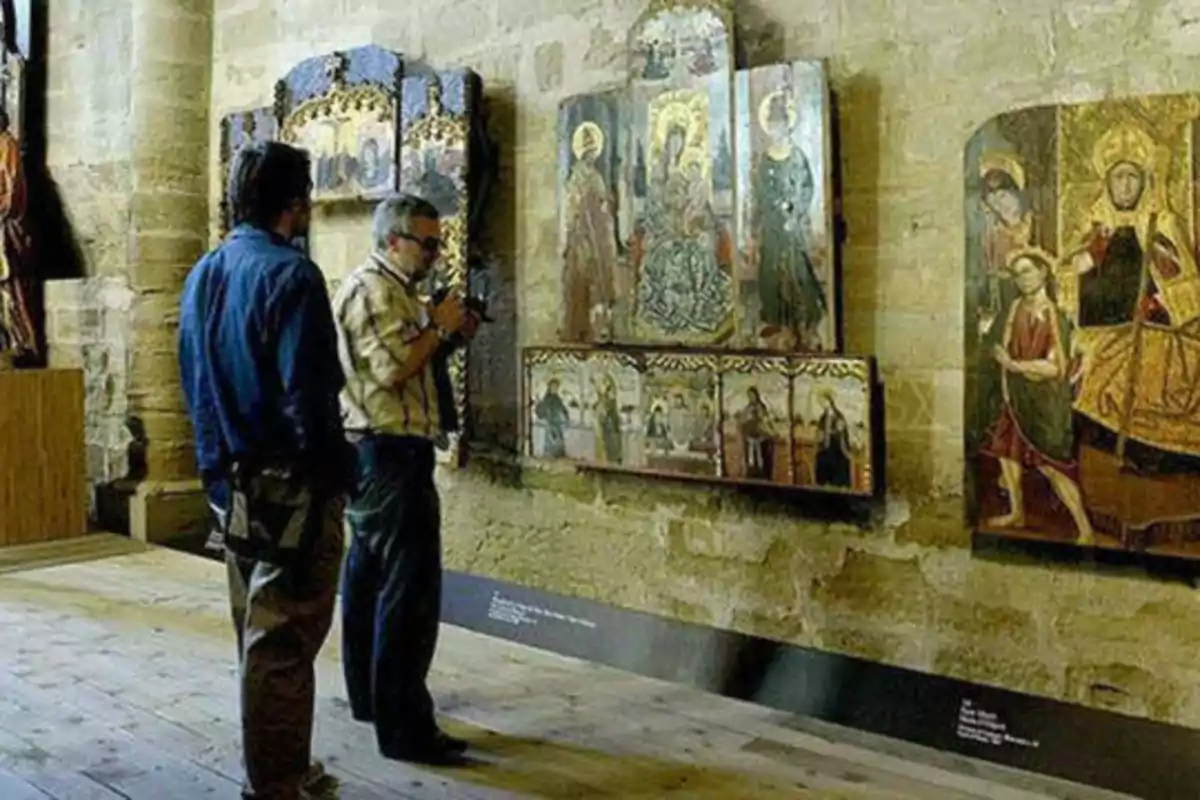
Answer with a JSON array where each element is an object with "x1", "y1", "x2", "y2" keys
[{"x1": 227, "y1": 498, "x2": 344, "y2": 799}]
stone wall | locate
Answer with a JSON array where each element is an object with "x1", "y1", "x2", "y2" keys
[
  {"x1": 45, "y1": 1, "x2": 136, "y2": 504},
  {"x1": 194, "y1": 0, "x2": 1200, "y2": 730},
  {"x1": 46, "y1": 1, "x2": 213, "y2": 537},
  {"x1": 43, "y1": 278, "x2": 134, "y2": 501}
]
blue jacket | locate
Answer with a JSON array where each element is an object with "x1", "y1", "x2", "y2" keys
[{"x1": 178, "y1": 225, "x2": 350, "y2": 507}]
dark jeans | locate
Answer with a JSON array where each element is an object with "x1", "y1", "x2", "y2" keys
[{"x1": 341, "y1": 434, "x2": 442, "y2": 752}]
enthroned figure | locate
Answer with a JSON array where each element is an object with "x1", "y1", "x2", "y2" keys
[
  {"x1": 1069, "y1": 124, "x2": 1188, "y2": 329},
  {"x1": 981, "y1": 248, "x2": 1095, "y2": 545},
  {"x1": 636, "y1": 114, "x2": 731, "y2": 337}
]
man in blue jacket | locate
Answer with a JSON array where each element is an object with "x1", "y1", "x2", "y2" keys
[{"x1": 179, "y1": 140, "x2": 351, "y2": 800}]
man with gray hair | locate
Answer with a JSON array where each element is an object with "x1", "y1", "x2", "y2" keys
[{"x1": 331, "y1": 193, "x2": 478, "y2": 766}]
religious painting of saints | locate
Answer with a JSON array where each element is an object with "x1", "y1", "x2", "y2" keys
[
  {"x1": 2, "y1": 42, "x2": 22, "y2": 149},
  {"x1": 735, "y1": 61, "x2": 837, "y2": 353},
  {"x1": 720, "y1": 356, "x2": 791, "y2": 484},
  {"x1": 639, "y1": 353, "x2": 719, "y2": 477},
  {"x1": 965, "y1": 93, "x2": 1200, "y2": 560},
  {"x1": 399, "y1": 71, "x2": 476, "y2": 294},
  {"x1": 623, "y1": 0, "x2": 738, "y2": 346},
  {"x1": 286, "y1": 107, "x2": 395, "y2": 201},
  {"x1": 578, "y1": 350, "x2": 644, "y2": 469},
  {"x1": 791, "y1": 359, "x2": 874, "y2": 495},
  {"x1": 276, "y1": 46, "x2": 402, "y2": 203},
  {"x1": 525, "y1": 348, "x2": 593, "y2": 462},
  {"x1": 558, "y1": 89, "x2": 625, "y2": 344},
  {"x1": 218, "y1": 108, "x2": 279, "y2": 237},
  {"x1": 0, "y1": 32, "x2": 33, "y2": 360},
  {"x1": 399, "y1": 70, "x2": 481, "y2": 469}
]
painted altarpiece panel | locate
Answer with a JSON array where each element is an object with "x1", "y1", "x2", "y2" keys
[
  {"x1": 966, "y1": 93, "x2": 1200, "y2": 559},
  {"x1": 217, "y1": 108, "x2": 279, "y2": 238},
  {"x1": 791, "y1": 359, "x2": 872, "y2": 494},
  {"x1": 214, "y1": 47, "x2": 494, "y2": 469},
  {"x1": 623, "y1": 0, "x2": 738, "y2": 346},
  {"x1": 275, "y1": 45, "x2": 403, "y2": 203},
  {"x1": 640, "y1": 352, "x2": 719, "y2": 477},
  {"x1": 523, "y1": 346, "x2": 877, "y2": 497},
  {"x1": 736, "y1": 61, "x2": 836, "y2": 352},
  {"x1": 0, "y1": 14, "x2": 35, "y2": 360},
  {"x1": 720, "y1": 355, "x2": 791, "y2": 484},
  {"x1": 558, "y1": 89, "x2": 626, "y2": 344},
  {"x1": 398, "y1": 69, "x2": 483, "y2": 468},
  {"x1": 526, "y1": 348, "x2": 593, "y2": 462},
  {"x1": 556, "y1": 4, "x2": 838, "y2": 357},
  {"x1": 525, "y1": 347, "x2": 643, "y2": 469}
]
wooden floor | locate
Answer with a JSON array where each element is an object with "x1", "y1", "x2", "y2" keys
[{"x1": 0, "y1": 535, "x2": 1135, "y2": 799}]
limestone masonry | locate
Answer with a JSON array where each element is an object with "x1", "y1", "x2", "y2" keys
[{"x1": 41, "y1": 0, "x2": 1200, "y2": 730}]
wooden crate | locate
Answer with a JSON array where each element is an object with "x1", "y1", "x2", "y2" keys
[{"x1": 0, "y1": 368, "x2": 87, "y2": 546}]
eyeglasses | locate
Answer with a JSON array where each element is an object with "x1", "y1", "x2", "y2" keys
[{"x1": 396, "y1": 232, "x2": 443, "y2": 253}]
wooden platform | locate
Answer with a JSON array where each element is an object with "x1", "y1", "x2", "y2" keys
[
  {"x1": 0, "y1": 535, "x2": 1133, "y2": 799},
  {"x1": 0, "y1": 369, "x2": 86, "y2": 547}
]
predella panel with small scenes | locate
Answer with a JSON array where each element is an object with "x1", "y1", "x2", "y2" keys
[
  {"x1": 524, "y1": 347, "x2": 875, "y2": 497},
  {"x1": 965, "y1": 92, "x2": 1200, "y2": 559}
]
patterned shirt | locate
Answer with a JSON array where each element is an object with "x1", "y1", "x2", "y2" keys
[{"x1": 333, "y1": 252, "x2": 441, "y2": 440}]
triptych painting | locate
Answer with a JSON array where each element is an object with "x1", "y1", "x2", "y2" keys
[
  {"x1": 557, "y1": 0, "x2": 836, "y2": 354},
  {"x1": 525, "y1": 347, "x2": 875, "y2": 496},
  {"x1": 965, "y1": 92, "x2": 1200, "y2": 559}
]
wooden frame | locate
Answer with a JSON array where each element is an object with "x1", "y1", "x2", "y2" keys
[{"x1": 523, "y1": 345, "x2": 877, "y2": 497}]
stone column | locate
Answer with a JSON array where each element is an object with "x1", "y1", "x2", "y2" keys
[{"x1": 126, "y1": 0, "x2": 213, "y2": 542}]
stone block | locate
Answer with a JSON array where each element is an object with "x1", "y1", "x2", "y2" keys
[
  {"x1": 129, "y1": 479, "x2": 209, "y2": 544},
  {"x1": 933, "y1": 644, "x2": 1059, "y2": 700},
  {"x1": 812, "y1": 550, "x2": 933, "y2": 628},
  {"x1": 129, "y1": 231, "x2": 205, "y2": 289},
  {"x1": 132, "y1": 8, "x2": 214, "y2": 67},
  {"x1": 498, "y1": 0, "x2": 600, "y2": 34},
  {"x1": 533, "y1": 41, "x2": 564, "y2": 92},
  {"x1": 130, "y1": 62, "x2": 212, "y2": 109},
  {"x1": 932, "y1": 594, "x2": 1039, "y2": 653},
  {"x1": 1064, "y1": 663, "x2": 1183, "y2": 723},
  {"x1": 130, "y1": 191, "x2": 211, "y2": 238},
  {"x1": 420, "y1": 1, "x2": 496, "y2": 61}
]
